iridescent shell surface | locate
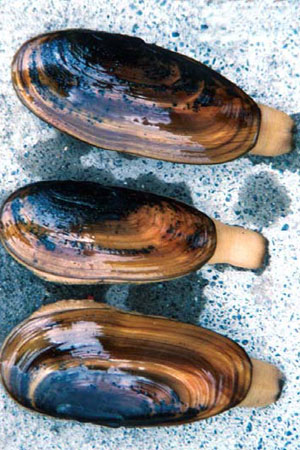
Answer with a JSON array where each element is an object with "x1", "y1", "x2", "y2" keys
[
  {"x1": 0, "y1": 300, "x2": 252, "y2": 427},
  {"x1": 0, "y1": 181, "x2": 216, "y2": 283},
  {"x1": 12, "y1": 29, "x2": 261, "y2": 164}
]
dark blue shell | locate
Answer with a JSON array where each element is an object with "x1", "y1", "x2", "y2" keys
[{"x1": 0, "y1": 301, "x2": 252, "y2": 427}]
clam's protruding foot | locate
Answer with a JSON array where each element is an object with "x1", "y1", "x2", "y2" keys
[
  {"x1": 208, "y1": 220, "x2": 266, "y2": 269},
  {"x1": 250, "y1": 104, "x2": 294, "y2": 156},
  {"x1": 239, "y1": 359, "x2": 284, "y2": 407}
]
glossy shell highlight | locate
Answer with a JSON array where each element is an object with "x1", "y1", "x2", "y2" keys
[
  {"x1": 0, "y1": 181, "x2": 216, "y2": 283},
  {"x1": 0, "y1": 300, "x2": 252, "y2": 427},
  {"x1": 12, "y1": 29, "x2": 261, "y2": 164}
]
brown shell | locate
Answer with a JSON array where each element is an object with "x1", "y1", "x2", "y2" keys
[
  {"x1": 0, "y1": 181, "x2": 216, "y2": 284},
  {"x1": 0, "y1": 300, "x2": 252, "y2": 427},
  {"x1": 12, "y1": 29, "x2": 261, "y2": 164}
]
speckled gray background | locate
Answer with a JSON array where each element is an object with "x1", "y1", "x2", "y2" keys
[{"x1": 0, "y1": 0, "x2": 299, "y2": 449}]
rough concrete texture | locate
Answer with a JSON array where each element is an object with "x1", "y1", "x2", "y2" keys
[{"x1": 0, "y1": 0, "x2": 299, "y2": 449}]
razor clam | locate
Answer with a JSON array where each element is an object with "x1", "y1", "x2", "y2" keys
[
  {"x1": 0, "y1": 300, "x2": 283, "y2": 427},
  {"x1": 0, "y1": 181, "x2": 266, "y2": 284},
  {"x1": 12, "y1": 30, "x2": 293, "y2": 164}
]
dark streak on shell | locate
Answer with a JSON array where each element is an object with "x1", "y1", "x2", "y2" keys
[
  {"x1": 0, "y1": 300, "x2": 252, "y2": 427},
  {"x1": 12, "y1": 29, "x2": 261, "y2": 164},
  {"x1": 0, "y1": 181, "x2": 216, "y2": 283}
]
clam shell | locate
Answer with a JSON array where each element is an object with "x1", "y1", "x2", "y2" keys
[
  {"x1": 12, "y1": 30, "x2": 260, "y2": 164},
  {"x1": 0, "y1": 181, "x2": 216, "y2": 283},
  {"x1": 0, "y1": 300, "x2": 252, "y2": 427}
]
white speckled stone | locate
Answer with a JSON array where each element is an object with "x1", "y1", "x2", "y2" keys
[{"x1": 0, "y1": 1, "x2": 299, "y2": 449}]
